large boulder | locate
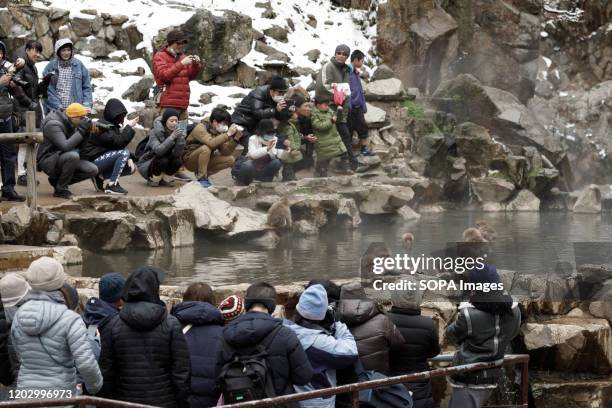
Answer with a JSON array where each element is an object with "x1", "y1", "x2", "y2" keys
[
  {"x1": 506, "y1": 189, "x2": 540, "y2": 212},
  {"x1": 522, "y1": 317, "x2": 612, "y2": 374},
  {"x1": 364, "y1": 103, "x2": 387, "y2": 127},
  {"x1": 433, "y1": 74, "x2": 565, "y2": 166},
  {"x1": 589, "y1": 279, "x2": 612, "y2": 322},
  {"x1": 471, "y1": 176, "x2": 515, "y2": 203},
  {"x1": 156, "y1": 10, "x2": 253, "y2": 82},
  {"x1": 416, "y1": 133, "x2": 448, "y2": 178},
  {"x1": 174, "y1": 182, "x2": 236, "y2": 230},
  {"x1": 121, "y1": 76, "x2": 154, "y2": 102},
  {"x1": 377, "y1": 1, "x2": 458, "y2": 94},
  {"x1": 453, "y1": 122, "x2": 497, "y2": 177},
  {"x1": 254, "y1": 41, "x2": 290, "y2": 62},
  {"x1": 63, "y1": 211, "x2": 136, "y2": 251},
  {"x1": 365, "y1": 78, "x2": 406, "y2": 101},
  {"x1": 572, "y1": 185, "x2": 602, "y2": 214}
]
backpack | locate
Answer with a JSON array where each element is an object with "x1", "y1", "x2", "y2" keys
[
  {"x1": 134, "y1": 135, "x2": 150, "y2": 161},
  {"x1": 218, "y1": 325, "x2": 282, "y2": 404}
]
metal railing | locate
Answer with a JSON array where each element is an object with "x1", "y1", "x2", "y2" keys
[
  {"x1": 0, "y1": 354, "x2": 529, "y2": 408},
  {"x1": 217, "y1": 354, "x2": 529, "y2": 408},
  {"x1": 0, "y1": 111, "x2": 42, "y2": 208}
]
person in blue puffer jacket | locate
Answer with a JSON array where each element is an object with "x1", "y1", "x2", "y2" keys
[
  {"x1": 285, "y1": 284, "x2": 359, "y2": 408},
  {"x1": 11, "y1": 257, "x2": 103, "y2": 395},
  {"x1": 172, "y1": 282, "x2": 224, "y2": 407}
]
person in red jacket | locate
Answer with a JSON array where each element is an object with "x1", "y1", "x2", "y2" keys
[{"x1": 152, "y1": 30, "x2": 202, "y2": 121}]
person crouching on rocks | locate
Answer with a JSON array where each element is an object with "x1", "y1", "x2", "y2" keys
[
  {"x1": 276, "y1": 97, "x2": 303, "y2": 181},
  {"x1": 235, "y1": 119, "x2": 284, "y2": 185},
  {"x1": 182, "y1": 107, "x2": 243, "y2": 188},
  {"x1": 311, "y1": 94, "x2": 352, "y2": 177},
  {"x1": 137, "y1": 108, "x2": 186, "y2": 187}
]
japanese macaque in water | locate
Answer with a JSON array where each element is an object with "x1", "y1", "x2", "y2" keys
[
  {"x1": 402, "y1": 232, "x2": 415, "y2": 252},
  {"x1": 475, "y1": 220, "x2": 497, "y2": 242},
  {"x1": 462, "y1": 227, "x2": 487, "y2": 243},
  {"x1": 267, "y1": 196, "x2": 292, "y2": 231}
]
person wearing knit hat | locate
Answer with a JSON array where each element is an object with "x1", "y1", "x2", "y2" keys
[
  {"x1": 136, "y1": 107, "x2": 188, "y2": 187},
  {"x1": 98, "y1": 273, "x2": 126, "y2": 305},
  {"x1": 39, "y1": 100, "x2": 99, "y2": 199},
  {"x1": 218, "y1": 295, "x2": 244, "y2": 322},
  {"x1": 217, "y1": 283, "x2": 313, "y2": 401},
  {"x1": 296, "y1": 284, "x2": 328, "y2": 321},
  {"x1": 0, "y1": 273, "x2": 31, "y2": 322},
  {"x1": 42, "y1": 38, "x2": 93, "y2": 113},
  {"x1": 314, "y1": 43, "x2": 358, "y2": 171},
  {"x1": 285, "y1": 285, "x2": 358, "y2": 408},
  {"x1": 153, "y1": 27, "x2": 202, "y2": 121},
  {"x1": 25, "y1": 257, "x2": 66, "y2": 292},
  {"x1": 387, "y1": 277, "x2": 440, "y2": 408}
]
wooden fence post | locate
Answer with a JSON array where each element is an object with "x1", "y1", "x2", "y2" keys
[{"x1": 25, "y1": 110, "x2": 37, "y2": 209}]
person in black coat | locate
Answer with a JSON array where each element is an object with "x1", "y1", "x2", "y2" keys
[
  {"x1": 99, "y1": 266, "x2": 191, "y2": 408},
  {"x1": 216, "y1": 282, "x2": 313, "y2": 404},
  {"x1": 231, "y1": 77, "x2": 288, "y2": 154},
  {"x1": 172, "y1": 282, "x2": 224, "y2": 408},
  {"x1": 388, "y1": 281, "x2": 440, "y2": 408},
  {"x1": 0, "y1": 295, "x2": 14, "y2": 386},
  {"x1": 80, "y1": 98, "x2": 137, "y2": 195}
]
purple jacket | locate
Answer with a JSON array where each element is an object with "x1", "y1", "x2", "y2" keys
[{"x1": 349, "y1": 67, "x2": 367, "y2": 112}]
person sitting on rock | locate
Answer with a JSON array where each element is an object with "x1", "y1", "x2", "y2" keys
[
  {"x1": 80, "y1": 98, "x2": 138, "y2": 195},
  {"x1": 38, "y1": 102, "x2": 99, "y2": 199},
  {"x1": 137, "y1": 108, "x2": 186, "y2": 187},
  {"x1": 234, "y1": 119, "x2": 285, "y2": 185},
  {"x1": 276, "y1": 97, "x2": 303, "y2": 181},
  {"x1": 42, "y1": 38, "x2": 92, "y2": 113},
  {"x1": 311, "y1": 94, "x2": 351, "y2": 177},
  {"x1": 182, "y1": 107, "x2": 243, "y2": 188},
  {"x1": 231, "y1": 76, "x2": 289, "y2": 154}
]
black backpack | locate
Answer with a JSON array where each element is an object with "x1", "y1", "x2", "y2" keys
[{"x1": 218, "y1": 325, "x2": 282, "y2": 404}]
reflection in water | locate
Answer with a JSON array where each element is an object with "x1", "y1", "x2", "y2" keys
[{"x1": 81, "y1": 212, "x2": 612, "y2": 286}]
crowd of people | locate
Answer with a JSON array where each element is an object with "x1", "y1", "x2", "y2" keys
[
  {"x1": 0, "y1": 29, "x2": 376, "y2": 200},
  {"x1": 0, "y1": 254, "x2": 521, "y2": 408}
]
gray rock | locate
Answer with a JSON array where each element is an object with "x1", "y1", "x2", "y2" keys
[
  {"x1": 254, "y1": 41, "x2": 290, "y2": 62},
  {"x1": 74, "y1": 36, "x2": 116, "y2": 58},
  {"x1": 363, "y1": 103, "x2": 386, "y2": 127},
  {"x1": 304, "y1": 49, "x2": 321, "y2": 63},
  {"x1": 110, "y1": 14, "x2": 129, "y2": 25},
  {"x1": 64, "y1": 211, "x2": 136, "y2": 251},
  {"x1": 365, "y1": 78, "x2": 406, "y2": 101},
  {"x1": 199, "y1": 92, "x2": 216, "y2": 105},
  {"x1": 293, "y1": 220, "x2": 319, "y2": 236},
  {"x1": 397, "y1": 205, "x2": 421, "y2": 221},
  {"x1": 174, "y1": 182, "x2": 236, "y2": 231},
  {"x1": 121, "y1": 76, "x2": 154, "y2": 102},
  {"x1": 306, "y1": 15, "x2": 317, "y2": 28},
  {"x1": 506, "y1": 189, "x2": 540, "y2": 212},
  {"x1": 454, "y1": 122, "x2": 497, "y2": 177},
  {"x1": 573, "y1": 185, "x2": 602, "y2": 214},
  {"x1": 471, "y1": 176, "x2": 515, "y2": 203},
  {"x1": 264, "y1": 25, "x2": 289, "y2": 43},
  {"x1": 371, "y1": 64, "x2": 396, "y2": 81}
]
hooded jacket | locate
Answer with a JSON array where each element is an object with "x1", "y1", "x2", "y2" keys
[
  {"x1": 83, "y1": 297, "x2": 120, "y2": 333},
  {"x1": 231, "y1": 85, "x2": 280, "y2": 132},
  {"x1": 276, "y1": 119, "x2": 303, "y2": 164},
  {"x1": 310, "y1": 107, "x2": 347, "y2": 160},
  {"x1": 285, "y1": 320, "x2": 358, "y2": 408},
  {"x1": 172, "y1": 301, "x2": 224, "y2": 408},
  {"x1": 337, "y1": 299, "x2": 404, "y2": 375},
  {"x1": 37, "y1": 110, "x2": 85, "y2": 171},
  {"x1": 152, "y1": 47, "x2": 201, "y2": 110},
  {"x1": 445, "y1": 292, "x2": 521, "y2": 385},
  {"x1": 388, "y1": 307, "x2": 440, "y2": 408},
  {"x1": 99, "y1": 267, "x2": 190, "y2": 407},
  {"x1": 217, "y1": 311, "x2": 313, "y2": 402},
  {"x1": 137, "y1": 117, "x2": 186, "y2": 178},
  {"x1": 10, "y1": 291, "x2": 103, "y2": 393},
  {"x1": 80, "y1": 98, "x2": 135, "y2": 161},
  {"x1": 0, "y1": 41, "x2": 30, "y2": 120},
  {"x1": 42, "y1": 38, "x2": 92, "y2": 112},
  {"x1": 348, "y1": 65, "x2": 367, "y2": 112},
  {"x1": 0, "y1": 298, "x2": 13, "y2": 386},
  {"x1": 315, "y1": 58, "x2": 351, "y2": 123}
]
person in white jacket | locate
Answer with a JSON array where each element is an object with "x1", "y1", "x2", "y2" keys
[
  {"x1": 285, "y1": 284, "x2": 359, "y2": 408},
  {"x1": 236, "y1": 118, "x2": 287, "y2": 185}
]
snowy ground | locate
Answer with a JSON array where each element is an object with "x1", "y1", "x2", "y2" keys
[{"x1": 32, "y1": 0, "x2": 376, "y2": 120}]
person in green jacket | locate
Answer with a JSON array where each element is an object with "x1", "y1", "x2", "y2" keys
[
  {"x1": 276, "y1": 97, "x2": 304, "y2": 181},
  {"x1": 311, "y1": 95, "x2": 351, "y2": 177}
]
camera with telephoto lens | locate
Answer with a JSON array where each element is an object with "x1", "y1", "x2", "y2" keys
[
  {"x1": 0, "y1": 60, "x2": 28, "y2": 88},
  {"x1": 92, "y1": 120, "x2": 114, "y2": 131}
]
